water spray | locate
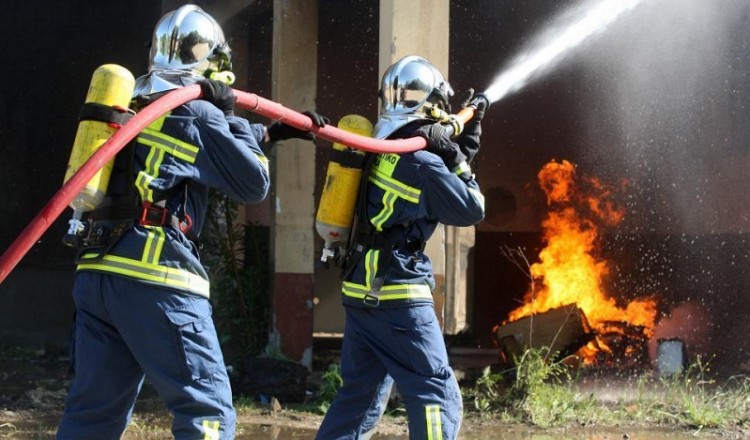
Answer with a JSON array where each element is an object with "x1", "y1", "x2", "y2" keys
[
  {"x1": 484, "y1": 0, "x2": 645, "y2": 103},
  {"x1": 0, "y1": 0, "x2": 647, "y2": 285}
]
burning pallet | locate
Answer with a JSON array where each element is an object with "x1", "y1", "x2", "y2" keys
[{"x1": 493, "y1": 304, "x2": 596, "y2": 363}]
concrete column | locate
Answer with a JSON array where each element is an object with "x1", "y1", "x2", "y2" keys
[
  {"x1": 379, "y1": 0, "x2": 472, "y2": 333},
  {"x1": 269, "y1": 0, "x2": 318, "y2": 368}
]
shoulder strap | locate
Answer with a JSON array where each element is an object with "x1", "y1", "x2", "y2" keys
[{"x1": 339, "y1": 152, "x2": 377, "y2": 280}]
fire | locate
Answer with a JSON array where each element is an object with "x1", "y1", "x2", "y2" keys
[{"x1": 508, "y1": 159, "x2": 657, "y2": 363}]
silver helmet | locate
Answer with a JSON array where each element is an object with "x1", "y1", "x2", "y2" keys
[
  {"x1": 133, "y1": 5, "x2": 232, "y2": 96},
  {"x1": 372, "y1": 56, "x2": 454, "y2": 139}
]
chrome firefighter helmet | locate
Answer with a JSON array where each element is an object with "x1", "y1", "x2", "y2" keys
[
  {"x1": 372, "y1": 56, "x2": 454, "y2": 139},
  {"x1": 133, "y1": 5, "x2": 233, "y2": 96}
]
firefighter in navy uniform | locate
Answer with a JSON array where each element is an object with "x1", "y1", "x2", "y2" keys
[
  {"x1": 316, "y1": 55, "x2": 488, "y2": 440},
  {"x1": 56, "y1": 5, "x2": 325, "y2": 440}
]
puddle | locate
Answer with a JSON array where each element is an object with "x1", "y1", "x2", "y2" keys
[
  {"x1": 0, "y1": 419, "x2": 716, "y2": 439},
  {"x1": 226, "y1": 426, "x2": 709, "y2": 440}
]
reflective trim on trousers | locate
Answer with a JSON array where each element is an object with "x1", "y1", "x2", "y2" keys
[
  {"x1": 202, "y1": 419, "x2": 221, "y2": 440},
  {"x1": 425, "y1": 404, "x2": 443, "y2": 440}
]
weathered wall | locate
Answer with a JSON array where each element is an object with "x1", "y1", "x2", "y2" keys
[
  {"x1": 0, "y1": 0, "x2": 160, "y2": 349},
  {"x1": 2, "y1": 0, "x2": 750, "y2": 375}
]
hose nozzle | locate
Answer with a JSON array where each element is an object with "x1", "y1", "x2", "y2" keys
[{"x1": 469, "y1": 93, "x2": 490, "y2": 112}]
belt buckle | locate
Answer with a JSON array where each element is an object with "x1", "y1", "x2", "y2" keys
[
  {"x1": 363, "y1": 293, "x2": 380, "y2": 307},
  {"x1": 140, "y1": 202, "x2": 169, "y2": 226}
]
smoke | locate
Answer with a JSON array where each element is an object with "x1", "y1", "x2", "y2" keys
[
  {"x1": 576, "y1": 0, "x2": 750, "y2": 234},
  {"x1": 648, "y1": 302, "x2": 711, "y2": 364}
]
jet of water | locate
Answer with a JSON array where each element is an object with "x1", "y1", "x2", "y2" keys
[{"x1": 484, "y1": 0, "x2": 646, "y2": 103}]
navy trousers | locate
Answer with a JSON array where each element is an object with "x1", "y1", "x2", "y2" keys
[
  {"x1": 316, "y1": 304, "x2": 462, "y2": 440},
  {"x1": 56, "y1": 271, "x2": 235, "y2": 439}
]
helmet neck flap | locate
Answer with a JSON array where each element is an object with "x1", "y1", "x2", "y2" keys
[{"x1": 133, "y1": 5, "x2": 233, "y2": 97}]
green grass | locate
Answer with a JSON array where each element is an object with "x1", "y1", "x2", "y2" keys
[{"x1": 464, "y1": 349, "x2": 750, "y2": 433}]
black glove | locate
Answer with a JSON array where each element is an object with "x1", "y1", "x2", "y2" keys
[
  {"x1": 456, "y1": 91, "x2": 488, "y2": 165},
  {"x1": 457, "y1": 121, "x2": 481, "y2": 165},
  {"x1": 416, "y1": 123, "x2": 468, "y2": 172},
  {"x1": 469, "y1": 93, "x2": 489, "y2": 122},
  {"x1": 456, "y1": 88, "x2": 475, "y2": 111},
  {"x1": 267, "y1": 111, "x2": 329, "y2": 142},
  {"x1": 198, "y1": 79, "x2": 236, "y2": 116}
]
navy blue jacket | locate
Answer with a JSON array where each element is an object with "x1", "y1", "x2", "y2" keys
[
  {"x1": 76, "y1": 99, "x2": 270, "y2": 298},
  {"x1": 342, "y1": 122, "x2": 485, "y2": 308}
]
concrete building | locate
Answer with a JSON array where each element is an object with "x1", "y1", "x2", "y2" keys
[{"x1": 1, "y1": 0, "x2": 750, "y2": 374}]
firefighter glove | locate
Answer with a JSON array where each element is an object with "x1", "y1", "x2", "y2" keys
[
  {"x1": 199, "y1": 79, "x2": 236, "y2": 116},
  {"x1": 457, "y1": 121, "x2": 481, "y2": 165},
  {"x1": 267, "y1": 111, "x2": 329, "y2": 142},
  {"x1": 469, "y1": 93, "x2": 490, "y2": 121},
  {"x1": 457, "y1": 88, "x2": 475, "y2": 110},
  {"x1": 457, "y1": 93, "x2": 488, "y2": 165},
  {"x1": 417, "y1": 123, "x2": 468, "y2": 172}
]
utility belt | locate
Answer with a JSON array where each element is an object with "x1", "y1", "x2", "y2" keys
[{"x1": 66, "y1": 201, "x2": 195, "y2": 264}]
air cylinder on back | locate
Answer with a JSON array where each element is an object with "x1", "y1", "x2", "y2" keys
[{"x1": 315, "y1": 114, "x2": 373, "y2": 263}]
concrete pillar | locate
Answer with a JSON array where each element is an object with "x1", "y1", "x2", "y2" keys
[
  {"x1": 379, "y1": 0, "x2": 472, "y2": 333},
  {"x1": 269, "y1": 0, "x2": 318, "y2": 368}
]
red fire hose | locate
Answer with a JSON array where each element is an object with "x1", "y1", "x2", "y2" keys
[{"x1": 0, "y1": 85, "x2": 477, "y2": 285}]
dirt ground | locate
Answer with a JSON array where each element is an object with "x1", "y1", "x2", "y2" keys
[{"x1": 0, "y1": 349, "x2": 746, "y2": 439}]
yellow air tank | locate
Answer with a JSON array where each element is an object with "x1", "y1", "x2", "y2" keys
[
  {"x1": 64, "y1": 64, "x2": 135, "y2": 214},
  {"x1": 315, "y1": 114, "x2": 373, "y2": 263}
]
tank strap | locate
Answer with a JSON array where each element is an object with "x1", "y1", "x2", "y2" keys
[
  {"x1": 340, "y1": 153, "x2": 377, "y2": 280},
  {"x1": 329, "y1": 148, "x2": 367, "y2": 168},
  {"x1": 78, "y1": 102, "x2": 134, "y2": 127}
]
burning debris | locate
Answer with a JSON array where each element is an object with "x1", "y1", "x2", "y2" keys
[
  {"x1": 493, "y1": 304, "x2": 595, "y2": 363},
  {"x1": 497, "y1": 160, "x2": 658, "y2": 367}
]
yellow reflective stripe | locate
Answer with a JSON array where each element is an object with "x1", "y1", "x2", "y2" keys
[
  {"x1": 149, "y1": 113, "x2": 169, "y2": 131},
  {"x1": 138, "y1": 128, "x2": 199, "y2": 163},
  {"x1": 342, "y1": 281, "x2": 433, "y2": 301},
  {"x1": 371, "y1": 191, "x2": 398, "y2": 231},
  {"x1": 142, "y1": 226, "x2": 166, "y2": 265},
  {"x1": 374, "y1": 153, "x2": 400, "y2": 175},
  {"x1": 369, "y1": 169, "x2": 421, "y2": 203},
  {"x1": 425, "y1": 404, "x2": 443, "y2": 440},
  {"x1": 256, "y1": 153, "x2": 269, "y2": 173},
  {"x1": 76, "y1": 254, "x2": 210, "y2": 297},
  {"x1": 136, "y1": 146, "x2": 163, "y2": 203},
  {"x1": 451, "y1": 161, "x2": 471, "y2": 176},
  {"x1": 202, "y1": 420, "x2": 220, "y2": 440},
  {"x1": 364, "y1": 249, "x2": 378, "y2": 289}
]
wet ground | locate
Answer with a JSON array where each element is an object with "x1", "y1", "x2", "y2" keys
[
  {"x1": 0, "y1": 349, "x2": 741, "y2": 439},
  {"x1": 0, "y1": 415, "x2": 725, "y2": 439}
]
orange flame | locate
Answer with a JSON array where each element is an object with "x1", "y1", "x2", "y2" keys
[{"x1": 509, "y1": 160, "x2": 657, "y2": 362}]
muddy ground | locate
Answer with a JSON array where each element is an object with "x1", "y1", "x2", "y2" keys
[{"x1": 0, "y1": 349, "x2": 745, "y2": 439}]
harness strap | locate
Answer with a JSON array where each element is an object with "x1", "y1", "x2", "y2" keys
[
  {"x1": 78, "y1": 102, "x2": 134, "y2": 127},
  {"x1": 339, "y1": 153, "x2": 425, "y2": 291}
]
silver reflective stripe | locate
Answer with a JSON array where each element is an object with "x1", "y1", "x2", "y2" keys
[
  {"x1": 369, "y1": 169, "x2": 421, "y2": 203},
  {"x1": 425, "y1": 404, "x2": 443, "y2": 440},
  {"x1": 77, "y1": 254, "x2": 210, "y2": 297},
  {"x1": 137, "y1": 129, "x2": 200, "y2": 163},
  {"x1": 342, "y1": 281, "x2": 432, "y2": 301}
]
